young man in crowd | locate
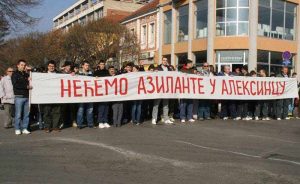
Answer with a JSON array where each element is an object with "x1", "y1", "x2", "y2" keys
[
  {"x1": 77, "y1": 61, "x2": 94, "y2": 129},
  {"x1": 276, "y1": 66, "x2": 291, "y2": 120},
  {"x1": 43, "y1": 61, "x2": 62, "y2": 133},
  {"x1": 239, "y1": 65, "x2": 252, "y2": 120},
  {"x1": 60, "y1": 61, "x2": 73, "y2": 129},
  {"x1": 0, "y1": 67, "x2": 15, "y2": 128},
  {"x1": 108, "y1": 66, "x2": 123, "y2": 127},
  {"x1": 254, "y1": 69, "x2": 270, "y2": 121},
  {"x1": 151, "y1": 57, "x2": 174, "y2": 125},
  {"x1": 94, "y1": 60, "x2": 110, "y2": 129},
  {"x1": 11, "y1": 60, "x2": 31, "y2": 135},
  {"x1": 180, "y1": 59, "x2": 195, "y2": 123},
  {"x1": 131, "y1": 65, "x2": 142, "y2": 125},
  {"x1": 197, "y1": 62, "x2": 213, "y2": 121}
]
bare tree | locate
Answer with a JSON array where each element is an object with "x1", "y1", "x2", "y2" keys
[{"x1": 0, "y1": 0, "x2": 41, "y2": 42}]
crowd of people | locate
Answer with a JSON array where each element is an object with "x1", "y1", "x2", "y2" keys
[{"x1": 0, "y1": 58, "x2": 299, "y2": 135}]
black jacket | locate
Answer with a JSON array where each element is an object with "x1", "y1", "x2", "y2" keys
[
  {"x1": 94, "y1": 69, "x2": 109, "y2": 77},
  {"x1": 12, "y1": 70, "x2": 29, "y2": 98},
  {"x1": 157, "y1": 64, "x2": 174, "y2": 71}
]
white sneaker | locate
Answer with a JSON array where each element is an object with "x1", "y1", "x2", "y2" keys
[
  {"x1": 255, "y1": 116, "x2": 259, "y2": 121},
  {"x1": 285, "y1": 117, "x2": 290, "y2": 120},
  {"x1": 262, "y1": 118, "x2": 267, "y2": 121},
  {"x1": 181, "y1": 119, "x2": 186, "y2": 123},
  {"x1": 165, "y1": 120, "x2": 173, "y2": 124},
  {"x1": 223, "y1": 117, "x2": 228, "y2": 120},
  {"x1": 234, "y1": 117, "x2": 241, "y2": 121},
  {"x1": 188, "y1": 119, "x2": 195, "y2": 122},
  {"x1": 277, "y1": 118, "x2": 281, "y2": 121},
  {"x1": 169, "y1": 117, "x2": 175, "y2": 122},
  {"x1": 72, "y1": 122, "x2": 77, "y2": 127},
  {"x1": 22, "y1": 129, "x2": 31, "y2": 135},
  {"x1": 152, "y1": 119, "x2": 157, "y2": 125},
  {"x1": 15, "y1": 130, "x2": 21, "y2": 135},
  {"x1": 266, "y1": 117, "x2": 270, "y2": 121},
  {"x1": 104, "y1": 123, "x2": 110, "y2": 128},
  {"x1": 98, "y1": 123, "x2": 105, "y2": 129}
]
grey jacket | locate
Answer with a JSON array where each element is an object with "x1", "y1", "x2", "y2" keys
[{"x1": 0, "y1": 76, "x2": 15, "y2": 104}]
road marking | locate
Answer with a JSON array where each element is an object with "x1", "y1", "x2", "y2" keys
[
  {"x1": 52, "y1": 137, "x2": 201, "y2": 169},
  {"x1": 247, "y1": 135, "x2": 299, "y2": 144},
  {"x1": 176, "y1": 140, "x2": 261, "y2": 159},
  {"x1": 176, "y1": 140, "x2": 300, "y2": 167}
]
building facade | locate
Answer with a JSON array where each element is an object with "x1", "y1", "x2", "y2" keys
[
  {"x1": 121, "y1": 0, "x2": 160, "y2": 65},
  {"x1": 53, "y1": 0, "x2": 146, "y2": 31},
  {"x1": 156, "y1": 0, "x2": 300, "y2": 74}
]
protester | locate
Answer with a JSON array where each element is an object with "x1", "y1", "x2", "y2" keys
[
  {"x1": 94, "y1": 60, "x2": 110, "y2": 129},
  {"x1": 179, "y1": 59, "x2": 195, "y2": 123},
  {"x1": 109, "y1": 66, "x2": 123, "y2": 127},
  {"x1": 11, "y1": 60, "x2": 31, "y2": 135},
  {"x1": 276, "y1": 66, "x2": 290, "y2": 120},
  {"x1": 218, "y1": 65, "x2": 238, "y2": 120},
  {"x1": 43, "y1": 61, "x2": 62, "y2": 133},
  {"x1": 254, "y1": 69, "x2": 270, "y2": 121},
  {"x1": 197, "y1": 63, "x2": 213, "y2": 121},
  {"x1": 0, "y1": 67, "x2": 15, "y2": 128},
  {"x1": 131, "y1": 65, "x2": 143, "y2": 125},
  {"x1": 60, "y1": 61, "x2": 73, "y2": 129},
  {"x1": 152, "y1": 57, "x2": 174, "y2": 125},
  {"x1": 77, "y1": 61, "x2": 94, "y2": 129}
]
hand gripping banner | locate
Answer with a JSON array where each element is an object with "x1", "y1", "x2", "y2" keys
[{"x1": 31, "y1": 72, "x2": 298, "y2": 104}]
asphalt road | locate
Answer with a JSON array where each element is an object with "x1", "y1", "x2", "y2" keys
[{"x1": 0, "y1": 119, "x2": 299, "y2": 184}]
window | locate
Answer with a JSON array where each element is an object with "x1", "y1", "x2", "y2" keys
[
  {"x1": 148, "y1": 23, "x2": 155, "y2": 48},
  {"x1": 195, "y1": 51, "x2": 207, "y2": 68},
  {"x1": 164, "y1": 10, "x2": 172, "y2": 44},
  {"x1": 141, "y1": 25, "x2": 147, "y2": 45},
  {"x1": 257, "y1": 50, "x2": 295, "y2": 75},
  {"x1": 195, "y1": 0, "x2": 208, "y2": 38},
  {"x1": 177, "y1": 5, "x2": 189, "y2": 42},
  {"x1": 216, "y1": 0, "x2": 249, "y2": 36},
  {"x1": 258, "y1": 0, "x2": 297, "y2": 40}
]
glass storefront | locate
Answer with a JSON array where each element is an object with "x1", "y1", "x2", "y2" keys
[
  {"x1": 177, "y1": 5, "x2": 189, "y2": 42},
  {"x1": 258, "y1": 0, "x2": 297, "y2": 40},
  {"x1": 216, "y1": 0, "x2": 249, "y2": 36},
  {"x1": 195, "y1": 0, "x2": 208, "y2": 38},
  {"x1": 257, "y1": 50, "x2": 295, "y2": 75},
  {"x1": 216, "y1": 50, "x2": 248, "y2": 72}
]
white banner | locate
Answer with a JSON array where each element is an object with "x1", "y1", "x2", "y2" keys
[{"x1": 31, "y1": 72, "x2": 298, "y2": 104}]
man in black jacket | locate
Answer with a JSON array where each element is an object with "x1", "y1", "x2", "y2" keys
[
  {"x1": 43, "y1": 61, "x2": 62, "y2": 133},
  {"x1": 12, "y1": 60, "x2": 31, "y2": 135},
  {"x1": 94, "y1": 60, "x2": 110, "y2": 129}
]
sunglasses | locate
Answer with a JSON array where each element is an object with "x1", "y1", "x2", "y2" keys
[{"x1": 203, "y1": 65, "x2": 209, "y2": 67}]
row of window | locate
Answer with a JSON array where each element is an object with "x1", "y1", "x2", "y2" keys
[
  {"x1": 164, "y1": 50, "x2": 294, "y2": 75},
  {"x1": 140, "y1": 22, "x2": 156, "y2": 49},
  {"x1": 163, "y1": 0, "x2": 297, "y2": 44}
]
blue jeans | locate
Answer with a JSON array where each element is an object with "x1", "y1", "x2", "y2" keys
[
  {"x1": 180, "y1": 99, "x2": 193, "y2": 120},
  {"x1": 77, "y1": 103, "x2": 94, "y2": 127},
  {"x1": 198, "y1": 100, "x2": 211, "y2": 119},
  {"x1": 14, "y1": 97, "x2": 30, "y2": 131},
  {"x1": 97, "y1": 103, "x2": 109, "y2": 123},
  {"x1": 131, "y1": 101, "x2": 142, "y2": 123}
]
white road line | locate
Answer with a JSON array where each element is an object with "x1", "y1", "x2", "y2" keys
[
  {"x1": 176, "y1": 140, "x2": 300, "y2": 167},
  {"x1": 268, "y1": 158, "x2": 300, "y2": 166},
  {"x1": 52, "y1": 137, "x2": 201, "y2": 169},
  {"x1": 176, "y1": 140, "x2": 261, "y2": 159},
  {"x1": 247, "y1": 135, "x2": 299, "y2": 144}
]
